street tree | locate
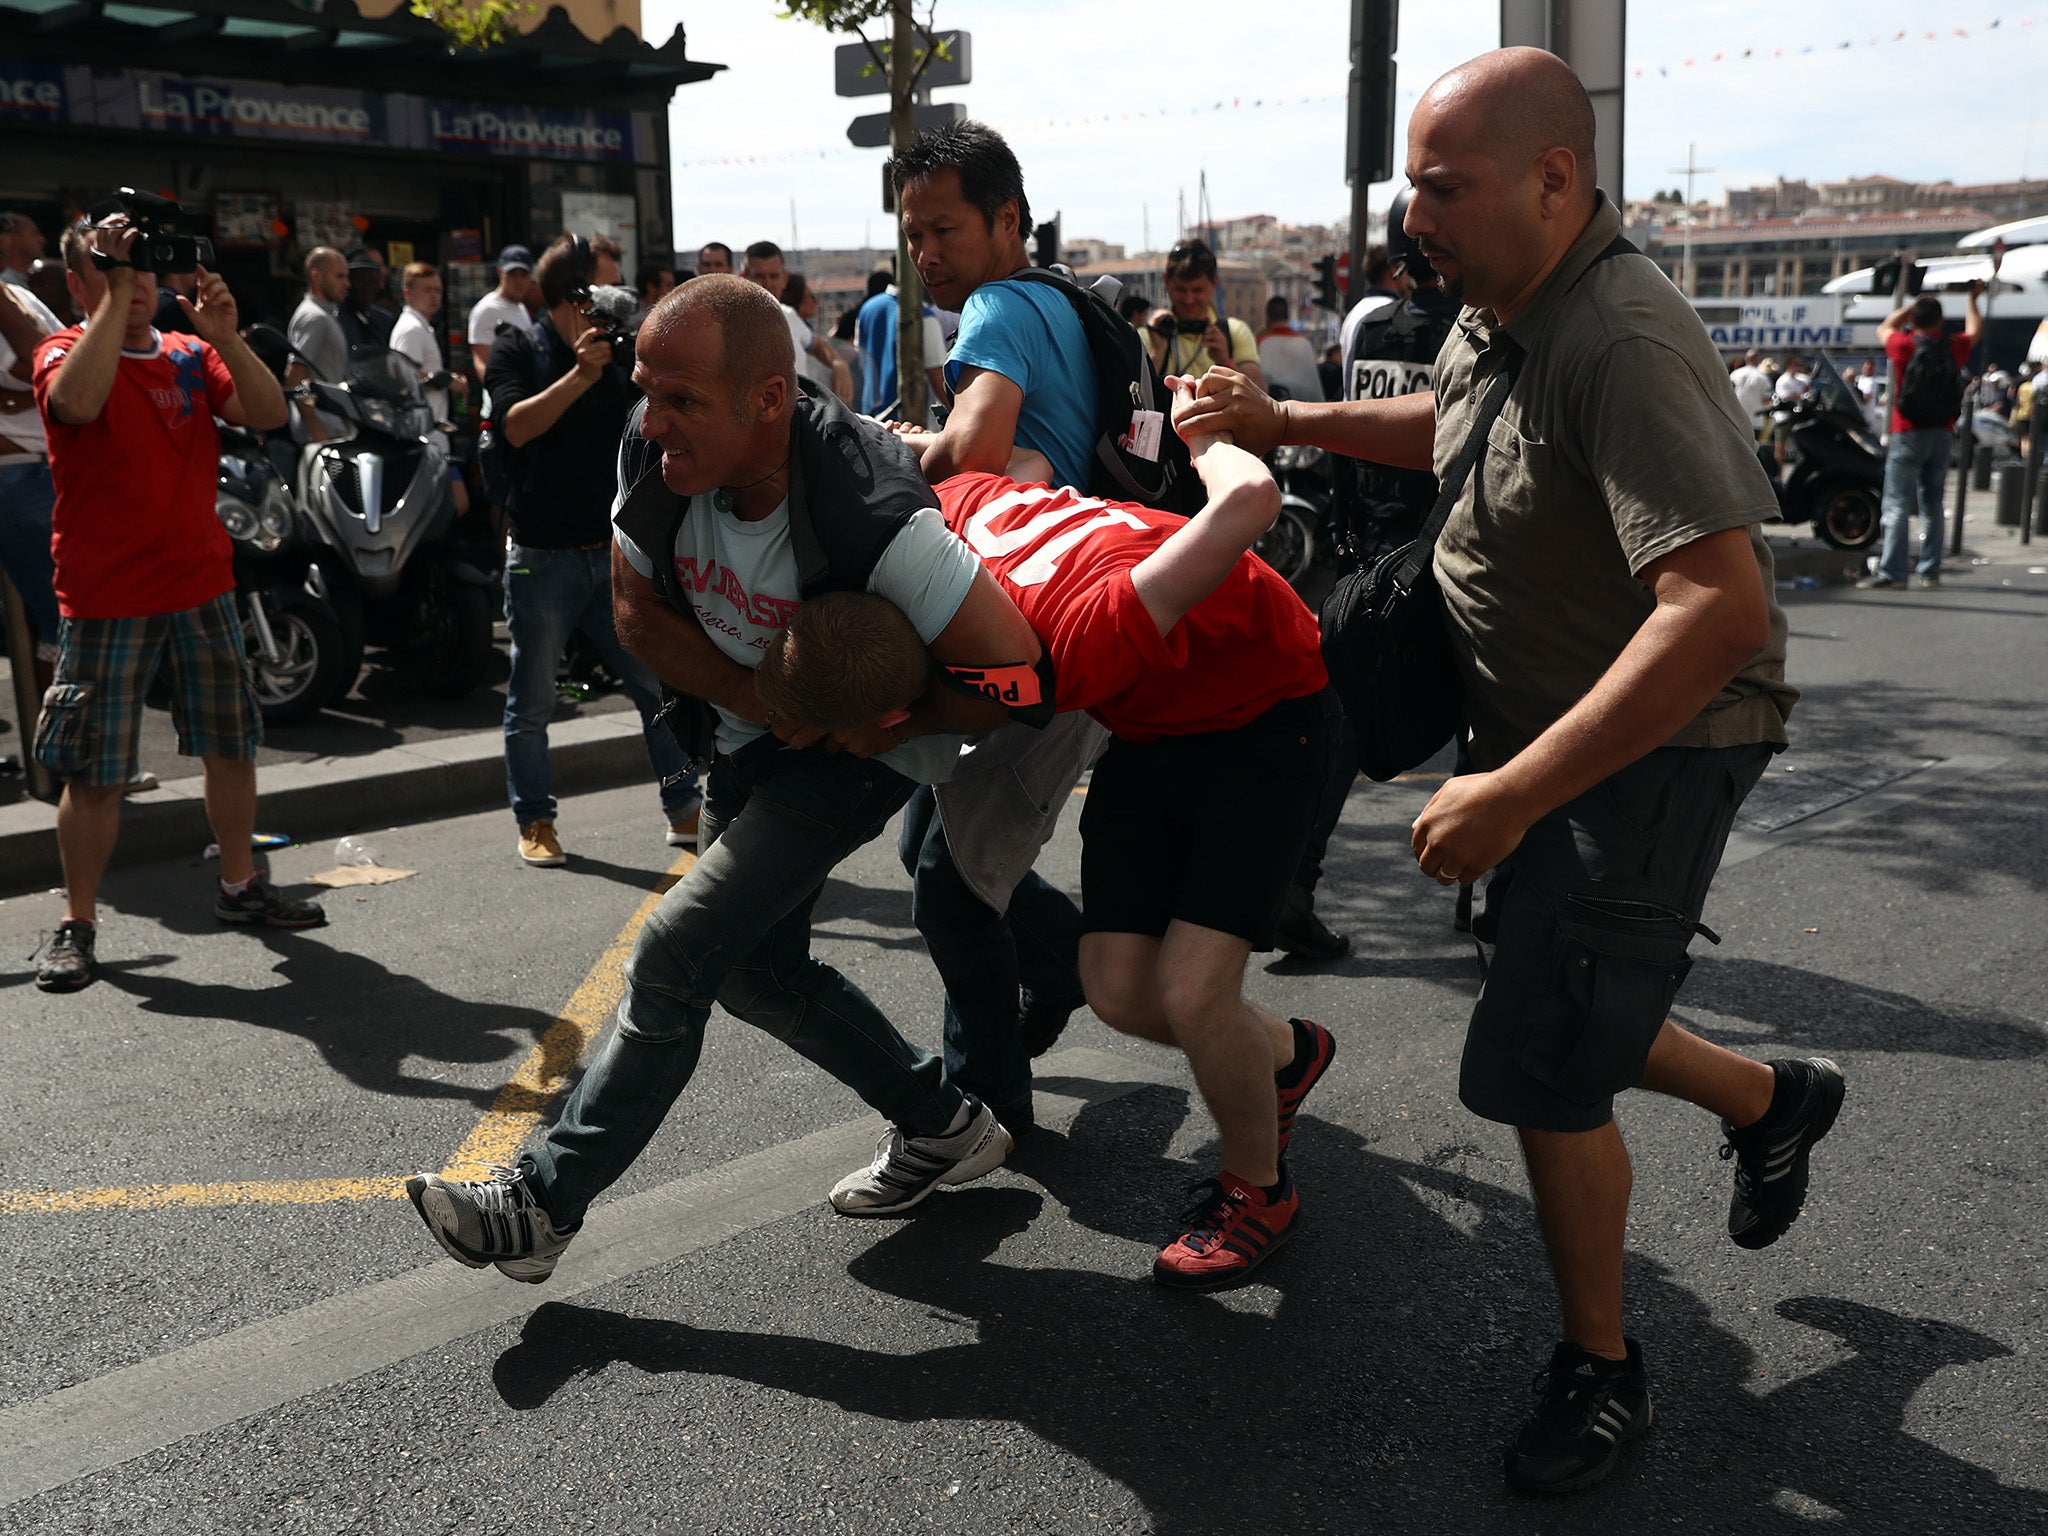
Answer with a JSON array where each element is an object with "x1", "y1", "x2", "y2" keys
[{"x1": 783, "y1": 0, "x2": 946, "y2": 422}]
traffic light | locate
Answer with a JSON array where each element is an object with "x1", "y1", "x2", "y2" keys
[
  {"x1": 1347, "y1": 0, "x2": 1397, "y2": 189},
  {"x1": 1032, "y1": 214, "x2": 1063, "y2": 268},
  {"x1": 1873, "y1": 253, "x2": 1926, "y2": 298},
  {"x1": 1314, "y1": 254, "x2": 1340, "y2": 312}
]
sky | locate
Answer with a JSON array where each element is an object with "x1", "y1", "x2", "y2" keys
[{"x1": 645, "y1": 0, "x2": 2048, "y2": 257}]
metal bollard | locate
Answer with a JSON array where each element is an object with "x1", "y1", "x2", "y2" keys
[
  {"x1": 1992, "y1": 461, "x2": 2027, "y2": 527},
  {"x1": 1972, "y1": 440, "x2": 1997, "y2": 492}
]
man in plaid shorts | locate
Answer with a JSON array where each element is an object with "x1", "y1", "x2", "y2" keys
[{"x1": 31, "y1": 207, "x2": 323, "y2": 993}]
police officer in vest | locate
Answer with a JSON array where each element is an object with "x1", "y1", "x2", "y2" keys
[{"x1": 1275, "y1": 189, "x2": 1465, "y2": 960}]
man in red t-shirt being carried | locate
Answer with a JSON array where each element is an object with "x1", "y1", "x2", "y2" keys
[
  {"x1": 31, "y1": 207, "x2": 322, "y2": 993},
  {"x1": 757, "y1": 393, "x2": 1339, "y2": 1289},
  {"x1": 1858, "y1": 283, "x2": 1983, "y2": 591}
]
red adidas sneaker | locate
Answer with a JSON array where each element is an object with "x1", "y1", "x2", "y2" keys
[
  {"x1": 1153, "y1": 1170, "x2": 1303, "y2": 1290},
  {"x1": 1277, "y1": 1019, "x2": 1336, "y2": 1159}
]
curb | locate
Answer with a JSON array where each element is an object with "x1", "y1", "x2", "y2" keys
[
  {"x1": 1766, "y1": 535, "x2": 1865, "y2": 588},
  {"x1": 0, "y1": 713, "x2": 661, "y2": 898}
]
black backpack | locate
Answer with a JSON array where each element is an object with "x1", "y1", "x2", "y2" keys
[
  {"x1": 1006, "y1": 266, "x2": 1205, "y2": 517},
  {"x1": 1897, "y1": 330, "x2": 1965, "y2": 428}
]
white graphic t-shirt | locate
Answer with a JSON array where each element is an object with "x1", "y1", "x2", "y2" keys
[{"x1": 615, "y1": 497, "x2": 979, "y2": 783}]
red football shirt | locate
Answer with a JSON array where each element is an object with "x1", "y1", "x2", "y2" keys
[
  {"x1": 936, "y1": 472, "x2": 1327, "y2": 741},
  {"x1": 1883, "y1": 327, "x2": 1975, "y2": 435},
  {"x1": 34, "y1": 325, "x2": 238, "y2": 620}
]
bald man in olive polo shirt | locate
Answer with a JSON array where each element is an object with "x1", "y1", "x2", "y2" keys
[{"x1": 1183, "y1": 48, "x2": 1845, "y2": 1495}]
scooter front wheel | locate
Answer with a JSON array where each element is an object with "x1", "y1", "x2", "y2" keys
[
  {"x1": 249, "y1": 600, "x2": 347, "y2": 728},
  {"x1": 1253, "y1": 501, "x2": 1319, "y2": 588},
  {"x1": 1815, "y1": 482, "x2": 1881, "y2": 551},
  {"x1": 410, "y1": 568, "x2": 495, "y2": 699}
]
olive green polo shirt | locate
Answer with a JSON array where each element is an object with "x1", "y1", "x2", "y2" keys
[{"x1": 1430, "y1": 194, "x2": 1798, "y2": 771}]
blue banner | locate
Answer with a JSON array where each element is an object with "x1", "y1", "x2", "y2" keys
[{"x1": 0, "y1": 59, "x2": 648, "y2": 165}]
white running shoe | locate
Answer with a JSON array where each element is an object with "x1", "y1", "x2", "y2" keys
[
  {"x1": 829, "y1": 1097, "x2": 1012, "y2": 1216},
  {"x1": 406, "y1": 1165, "x2": 574, "y2": 1284}
]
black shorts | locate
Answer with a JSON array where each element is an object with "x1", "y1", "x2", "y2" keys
[
  {"x1": 1078, "y1": 691, "x2": 1334, "y2": 951},
  {"x1": 1460, "y1": 742, "x2": 1773, "y2": 1133}
]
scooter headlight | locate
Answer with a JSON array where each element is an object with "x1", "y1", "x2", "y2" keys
[
  {"x1": 258, "y1": 487, "x2": 294, "y2": 546},
  {"x1": 356, "y1": 397, "x2": 402, "y2": 436},
  {"x1": 216, "y1": 495, "x2": 258, "y2": 542}
]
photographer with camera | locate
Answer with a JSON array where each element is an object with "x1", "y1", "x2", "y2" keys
[
  {"x1": 31, "y1": 195, "x2": 318, "y2": 992},
  {"x1": 1142, "y1": 239, "x2": 1265, "y2": 392},
  {"x1": 487, "y1": 233, "x2": 701, "y2": 866}
]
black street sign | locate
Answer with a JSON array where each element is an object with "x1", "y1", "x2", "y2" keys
[
  {"x1": 847, "y1": 101, "x2": 965, "y2": 149},
  {"x1": 834, "y1": 32, "x2": 972, "y2": 97}
]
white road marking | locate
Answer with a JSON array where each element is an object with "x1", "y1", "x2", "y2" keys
[{"x1": 0, "y1": 1047, "x2": 1183, "y2": 1510}]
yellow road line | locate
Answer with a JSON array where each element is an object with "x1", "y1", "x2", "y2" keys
[
  {"x1": 0, "y1": 1178, "x2": 410, "y2": 1215},
  {"x1": 436, "y1": 853, "x2": 691, "y2": 1180},
  {"x1": 1, "y1": 851, "x2": 694, "y2": 1215}
]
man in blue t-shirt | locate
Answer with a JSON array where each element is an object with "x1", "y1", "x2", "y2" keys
[
  {"x1": 881, "y1": 119, "x2": 1104, "y2": 1136},
  {"x1": 886, "y1": 122, "x2": 1097, "y2": 492}
]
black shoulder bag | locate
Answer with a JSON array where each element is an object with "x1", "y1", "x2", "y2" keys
[
  {"x1": 1320, "y1": 234, "x2": 1639, "y2": 782},
  {"x1": 1317, "y1": 339, "x2": 1522, "y2": 783}
]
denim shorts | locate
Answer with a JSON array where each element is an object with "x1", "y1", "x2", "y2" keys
[
  {"x1": 35, "y1": 592, "x2": 262, "y2": 787},
  {"x1": 1459, "y1": 742, "x2": 1773, "y2": 1133},
  {"x1": 1079, "y1": 690, "x2": 1335, "y2": 950}
]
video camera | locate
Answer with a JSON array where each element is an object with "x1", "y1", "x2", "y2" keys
[
  {"x1": 567, "y1": 235, "x2": 634, "y2": 355},
  {"x1": 83, "y1": 188, "x2": 214, "y2": 276}
]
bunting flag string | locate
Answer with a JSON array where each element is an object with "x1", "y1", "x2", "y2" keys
[
  {"x1": 676, "y1": 14, "x2": 2046, "y2": 174},
  {"x1": 1632, "y1": 14, "x2": 2040, "y2": 79},
  {"x1": 675, "y1": 92, "x2": 1347, "y2": 172}
]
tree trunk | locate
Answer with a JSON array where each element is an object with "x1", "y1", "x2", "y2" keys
[{"x1": 890, "y1": 0, "x2": 926, "y2": 424}]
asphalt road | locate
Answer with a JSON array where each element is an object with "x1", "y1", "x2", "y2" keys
[{"x1": 0, "y1": 560, "x2": 2044, "y2": 1534}]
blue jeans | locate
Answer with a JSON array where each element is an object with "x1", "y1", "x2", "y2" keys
[
  {"x1": 502, "y1": 544, "x2": 698, "y2": 825},
  {"x1": 1878, "y1": 428, "x2": 1951, "y2": 582},
  {"x1": 0, "y1": 460, "x2": 60, "y2": 649},
  {"x1": 523, "y1": 749, "x2": 960, "y2": 1226},
  {"x1": 897, "y1": 785, "x2": 1084, "y2": 1112}
]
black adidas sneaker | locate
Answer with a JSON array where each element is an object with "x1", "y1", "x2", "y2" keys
[
  {"x1": 1505, "y1": 1338, "x2": 1653, "y2": 1495},
  {"x1": 1720, "y1": 1056, "x2": 1846, "y2": 1251}
]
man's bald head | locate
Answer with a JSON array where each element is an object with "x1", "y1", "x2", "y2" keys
[
  {"x1": 642, "y1": 272, "x2": 795, "y2": 399},
  {"x1": 1417, "y1": 47, "x2": 1596, "y2": 199},
  {"x1": 1401, "y1": 48, "x2": 1604, "y2": 315},
  {"x1": 304, "y1": 246, "x2": 345, "y2": 280}
]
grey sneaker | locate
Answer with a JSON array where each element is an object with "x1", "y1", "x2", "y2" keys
[
  {"x1": 216, "y1": 877, "x2": 326, "y2": 929},
  {"x1": 1912, "y1": 574, "x2": 1941, "y2": 590},
  {"x1": 34, "y1": 919, "x2": 96, "y2": 993},
  {"x1": 829, "y1": 1097, "x2": 1013, "y2": 1216},
  {"x1": 406, "y1": 1165, "x2": 574, "y2": 1283},
  {"x1": 1854, "y1": 575, "x2": 1902, "y2": 590}
]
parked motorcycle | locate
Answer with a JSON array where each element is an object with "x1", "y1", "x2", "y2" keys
[
  {"x1": 262, "y1": 331, "x2": 496, "y2": 699},
  {"x1": 1257, "y1": 441, "x2": 1335, "y2": 587},
  {"x1": 1760, "y1": 353, "x2": 1884, "y2": 551},
  {"x1": 215, "y1": 423, "x2": 350, "y2": 726}
]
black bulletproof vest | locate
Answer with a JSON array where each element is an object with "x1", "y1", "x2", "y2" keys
[{"x1": 1335, "y1": 296, "x2": 1459, "y2": 552}]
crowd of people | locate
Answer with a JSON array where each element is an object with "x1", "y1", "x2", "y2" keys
[{"x1": 6, "y1": 44, "x2": 1893, "y2": 1501}]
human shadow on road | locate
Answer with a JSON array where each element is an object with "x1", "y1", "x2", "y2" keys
[
  {"x1": 560, "y1": 851, "x2": 686, "y2": 898},
  {"x1": 93, "y1": 927, "x2": 552, "y2": 1108},
  {"x1": 1682, "y1": 955, "x2": 2047, "y2": 1062},
  {"x1": 490, "y1": 1099, "x2": 2041, "y2": 1534}
]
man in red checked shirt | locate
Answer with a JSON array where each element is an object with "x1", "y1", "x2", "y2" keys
[
  {"x1": 757, "y1": 392, "x2": 1339, "y2": 1290},
  {"x1": 31, "y1": 205, "x2": 321, "y2": 994}
]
